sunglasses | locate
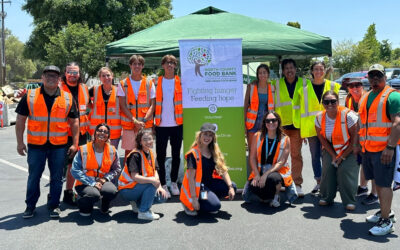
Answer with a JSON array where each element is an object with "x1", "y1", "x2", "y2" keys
[
  {"x1": 265, "y1": 118, "x2": 278, "y2": 123},
  {"x1": 322, "y1": 99, "x2": 337, "y2": 105},
  {"x1": 96, "y1": 129, "x2": 109, "y2": 134},
  {"x1": 368, "y1": 72, "x2": 384, "y2": 78},
  {"x1": 348, "y1": 83, "x2": 362, "y2": 89},
  {"x1": 67, "y1": 71, "x2": 79, "y2": 76}
]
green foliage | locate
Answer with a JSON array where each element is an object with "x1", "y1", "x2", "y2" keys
[
  {"x1": 391, "y1": 48, "x2": 400, "y2": 60},
  {"x1": 332, "y1": 40, "x2": 368, "y2": 74},
  {"x1": 380, "y1": 39, "x2": 392, "y2": 62},
  {"x1": 23, "y1": 0, "x2": 172, "y2": 62},
  {"x1": 287, "y1": 22, "x2": 301, "y2": 29},
  {"x1": 44, "y1": 22, "x2": 113, "y2": 78},
  {"x1": 359, "y1": 23, "x2": 381, "y2": 64},
  {"x1": 4, "y1": 30, "x2": 36, "y2": 81}
]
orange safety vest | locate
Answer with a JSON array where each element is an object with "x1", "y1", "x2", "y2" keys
[
  {"x1": 118, "y1": 149, "x2": 156, "y2": 190},
  {"x1": 89, "y1": 85, "x2": 121, "y2": 139},
  {"x1": 154, "y1": 76, "x2": 183, "y2": 126},
  {"x1": 316, "y1": 106, "x2": 351, "y2": 158},
  {"x1": 245, "y1": 83, "x2": 274, "y2": 130},
  {"x1": 359, "y1": 85, "x2": 400, "y2": 152},
  {"x1": 248, "y1": 134, "x2": 293, "y2": 187},
  {"x1": 59, "y1": 81, "x2": 90, "y2": 136},
  {"x1": 74, "y1": 142, "x2": 117, "y2": 186},
  {"x1": 120, "y1": 76, "x2": 153, "y2": 129},
  {"x1": 180, "y1": 146, "x2": 223, "y2": 211},
  {"x1": 27, "y1": 88, "x2": 72, "y2": 145}
]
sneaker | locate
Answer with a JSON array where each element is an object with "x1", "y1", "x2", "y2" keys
[
  {"x1": 138, "y1": 210, "x2": 160, "y2": 221},
  {"x1": 270, "y1": 195, "x2": 280, "y2": 208},
  {"x1": 23, "y1": 207, "x2": 35, "y2": 219},
  {"x1": 209, "y1": 210, "x2": 219, "y2": 214},
  {"x1": 79, "y1": 212, "x2": 91, "y2": 217},
  {"x1": 296, "y1": 185, "x2": 305, "y2": 198},
  {"x1": 183, "y1": 205, "x2": 198, "y2": 216},
  {"x1": 162, "y1": 185, "x2": 171, "y2": 199},
  {"x1": 356, "y1": 186, "x2": 369, "y2": 196},
  {"x1": 319, "y1": 199, "x2": 329, "y2": 206},
  {"x1": 311, "y1": 184, "x2": 320, "y2": 196},
  {"x1": 393, "y1": 182, "x2": 400, "y2": 191},
  {"x1": 366, "y1": 210, "x2": 396, "y2": 223},
  {"x1": 345, "y1": 204, "x2": 356, "y2": 211},
  {"x1": 170, "y1": 182, "x2": 180, "y2": 196},
  {"x1": 63, "y1": 190, "x2": 77, "y2": 206},
  {"x1": 369, "y1": 218, "x2": 395, "y2": 236},
  {"x1": 362, "y1": 193, "x2": 379, "y2": 205},
  {"x1": 130, "y1": 201, "x2": 139, "y2": 213},
  {"x1": 49, "y1": 207, "x2": 61, "y2": 219}
]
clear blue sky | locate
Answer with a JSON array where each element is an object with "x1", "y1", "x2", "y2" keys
[{"x1": 5, "y1": 0, "x2": 400, "y2": 48}]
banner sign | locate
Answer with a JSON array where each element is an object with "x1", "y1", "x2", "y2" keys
[{"x1": 179, "y1": 39, "x2": 246, "y2": 188}]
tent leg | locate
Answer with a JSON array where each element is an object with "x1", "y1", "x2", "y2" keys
[
  {"x1": 278, "y1": 56, "x2": 282, "y2": 78},
  {"x1": 247, "y1": 63, "x2": 250, "y2": 84}
]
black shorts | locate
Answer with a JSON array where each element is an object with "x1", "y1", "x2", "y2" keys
[{"x1": 362, "y1": 151, "x2": 395, "y2": 188}]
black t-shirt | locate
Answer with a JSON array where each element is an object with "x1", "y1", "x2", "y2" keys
[
  {"x1": 186, "y1": 153, "x2": 216, "y2": 185},
  {"x1": 260, "y1": 137, "x2": 278, "y2": 165},
  {"x1": 127, "y1": 151, "x2": 159, "y2": 175},
  {"x1": 15, "y1": 86, "x2": 79, "y2": 149},
  {"x1": 312, "y1": 81, "x2": 325, "y2": 103},
  {"x1": 284, "y1": 76, "x2": 298, "y2": 99}
]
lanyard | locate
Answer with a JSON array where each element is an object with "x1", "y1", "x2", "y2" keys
[{"x1": 265, "y1": 136, "x2": 277, "y2": 160}]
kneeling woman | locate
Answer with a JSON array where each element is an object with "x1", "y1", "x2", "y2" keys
[
  {"x1": 243, "y1": 111, "x2": 295, "y2": 207},
  {"x1": 71, "y1": 123, "x2": 121, "y2": 216},
  {"x1": 180, "y1": 123, "x2": 236, "y2": 216},
  {"x1": 118, "y1": 129, "x2": 168, "y2": 221}
]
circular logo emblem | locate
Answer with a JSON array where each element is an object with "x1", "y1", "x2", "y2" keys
[{"x1": 208, "y1": 104, "x2": 217, "y2": 114}]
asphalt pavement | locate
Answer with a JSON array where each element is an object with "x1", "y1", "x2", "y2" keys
[{"x1": 0, "y1": 122, "x2": 399, "y2": 249}]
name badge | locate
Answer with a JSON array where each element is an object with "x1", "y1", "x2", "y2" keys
[
  {"x1": 79, "y1": 104, "x2": 86, "y2": 111},
  {"x1": 108, "y1": 107, "x2": 116, "y2": 113}
]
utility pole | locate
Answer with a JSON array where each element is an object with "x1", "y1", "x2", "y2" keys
[{"x1": 0, "y1": 0, "x2": 11, "y2": 86}]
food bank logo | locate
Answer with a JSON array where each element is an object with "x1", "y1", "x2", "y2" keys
[{"x1": 187, "y1": 47, "x2": 211, "y2": 77}]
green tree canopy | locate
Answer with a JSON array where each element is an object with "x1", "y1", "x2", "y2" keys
[
  {"x1": 4, "y1": 30, "x2": 36, "y2": 82},
  {"x1": 287, "y1": 21, "x2": 301, "y2": 29},
  {"x1": 332, "y1": 40, "x2": 368, "y2": 74},
  {"x1": 45, "y1": 22, "x2": 113, "y2": 78},
  {"x1": 359, "y1": 23, "x2": 381, "y2": 64},
  {"x1": 380, "y1": 39, "x2": 392, "y2": 62},
  {"x1": 23, "y1": 0, "x2": 172, "y2": 61}
]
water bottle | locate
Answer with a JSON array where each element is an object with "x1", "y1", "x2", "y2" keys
[{"x1": 200, "y1": 183, "x2": 208, "y2": 200}]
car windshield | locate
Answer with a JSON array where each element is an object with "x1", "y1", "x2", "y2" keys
[{"x1": 347, "y1": 72, "x2": 366, "y2": 78}]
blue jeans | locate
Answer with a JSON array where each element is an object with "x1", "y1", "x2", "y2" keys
[
  {"x1": 308, "y1": 136, "x2": 322, "y2": 181},
  {"x1": 119, "y1": 183, "x2": 166, "y2": 213},
  {"x1": 26, "y1": 146, "x2": 67, "y2": 209}
]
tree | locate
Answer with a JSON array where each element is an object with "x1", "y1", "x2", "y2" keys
[
  {"x1": 392, "y1": 48, "x2": 400, "y2": 60},
  {"x1": 45, "y1": 22, "x2": 113, "y2": 77},
  {"x1": 4, "y1": 30, "x2": 36, "y2": 82},
  {"x1": 332, "y1": 40, "x2": 368, "y2": 74},
  {"x1": 380, "y1": 39, "x2": 392, "y2": 62},
  {"x1": 23, "y1": 0, "x2": 172, "y2": 61},
  {"x1": 359, "y1": 23, "x2": 381, "y2": 63},
  {"x1": 287, "y1": 22, "x2": 301, "y2": 29}
]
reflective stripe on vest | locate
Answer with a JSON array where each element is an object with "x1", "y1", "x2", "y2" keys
[
  {"x1": 180, "y1": 147, "x2": 202, "y2": 211},
  {"x1": 317, "y1": 106, "x2": 351, "y2": 157},
  {"x1": 89, "y1": 85, "x2": 121, "y2": 139},
  {"x1": 248, "y1": 134, "x2": 293, "y2": 187},
  {"x1": 75, "y1": 142, "x2": 116, "y2": 186},
  {"x1": 358, "y1": 86, "x2": 399, "y2": 152},
  {"x1": 60, "y1": 81, "x2": 89, "y2": 135},
  {"x1": 245, "y1": 83, "x2": 274, "y2": 130},
  {"x1": 27, "y1": 88, "x2": 72, "y2": 145},
  {"x1": 120, "y1": 76, "x2": 153, "y2": 129},
  {"x1": 118, "y1": 149, "x2": 156, "y2": 190},
  {"x1": 155, "y1": 76, "x2": 183, "y2": 126}
]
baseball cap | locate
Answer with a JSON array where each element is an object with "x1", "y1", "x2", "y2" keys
[
  {"x1": 43, "y1": 65, "x2": 61, "y2": 75},
  {"x1": 347, "y1": 78, "x2": 362, "y2": 85},
  {"x1": 368, "y1": 64, "x2": 385, "y2": 75},
  {"x1": 200, "y1": 123, "x2": 217, "y2": 133}
]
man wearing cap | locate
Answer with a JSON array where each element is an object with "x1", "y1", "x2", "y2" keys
[
  {"x1": 359, "y1": 64, "x2": 400, "y2": 236},
  {"x1": 15, "y1": 66, "x2": 79, "y2": 219}
]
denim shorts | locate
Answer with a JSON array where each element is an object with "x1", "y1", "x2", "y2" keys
[{"x1": 362, "y1": 151, "x2": 395, "y2": 188}]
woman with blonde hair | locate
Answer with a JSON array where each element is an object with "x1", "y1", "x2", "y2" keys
[{"x1": 180, "y1": 123, "x2": 236, "y2": 216}]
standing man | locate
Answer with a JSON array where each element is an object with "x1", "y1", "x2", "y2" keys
[
  {"x1": 117, "y1": 55, "x2": 155, "y2": 165},
  {"x1": 15, "y1": 66, "x2": 79, "y2": 219},
  {"x1": 272, "y1": 59, "x2": 305, "y2": 197},
  {"x1": 154, "y1": 55, "x2": 183, "y2": 198},
  {"x1": 60, "y1": 62, "x2": 90, "y2": 205},
  {"x1": 360, "y1": 64, "x2": 400, "y2": 236}
]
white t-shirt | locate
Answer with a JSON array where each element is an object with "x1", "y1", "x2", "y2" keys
[
  {"x1": 117, "y1": 76, "x2": 155, "y2": 99},
  {"x1": 94, "y1": 151, "x2": 103, "y2": 167},
  {"x1": 159, "y1": 77, "x2": 178, "y2": 127},
  {"x1": 315, "y1": 110, "x2": 358, "y2": 142}
]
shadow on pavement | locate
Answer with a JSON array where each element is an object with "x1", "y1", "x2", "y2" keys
[
  {"x1": 112, "y1": 210, "x2": 159, "y2": 224},
  {"x1": 0, "y1": 205, "x2": 51, "y2": 230},
  {"x1": 240, "y1": 202, "x2": 292, "y2": 215},
  {"x1": 340, "y1": 219, "x2": 398, "y2": 242},
  {"x1": 173, "y1": 210, "x2": 232, "y2": 226}
]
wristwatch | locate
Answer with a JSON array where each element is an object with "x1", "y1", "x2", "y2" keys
[{"x1": 386, "y1": 144, "x2": 396, "y2": 150}]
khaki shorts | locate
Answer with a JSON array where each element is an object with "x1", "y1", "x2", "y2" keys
[{"x1": 121, "y1": 129, "x2": 137, "y2": 150}]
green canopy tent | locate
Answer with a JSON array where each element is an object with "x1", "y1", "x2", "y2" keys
[{"x1": 106, "y1": 6, "x2": 332, "y2": 67}]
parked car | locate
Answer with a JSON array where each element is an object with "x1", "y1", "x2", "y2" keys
[
  {"x1": 334, "y1": 72, "x2": 352, "y2": 85},
  {"x1": 385, "y1": 68, "x2": 400, "y2": 80},
  {"x1": 388, "y1": 75, "x2": 400, "y2": 90},
  {"x1": 338, "y1": 71, "x2": 368, "y2": 90}
]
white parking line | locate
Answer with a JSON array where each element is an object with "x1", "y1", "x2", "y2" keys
[{"x1": 0, "y1": 158, "x2": 50, "y2": 180}]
